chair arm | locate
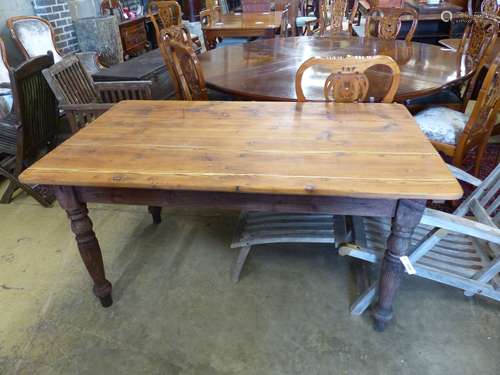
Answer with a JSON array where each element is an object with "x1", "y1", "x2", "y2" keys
[
  {"x1": 421, "y1": 208, "x2": 500, "y2": 245},
  {"x1": 446, "y1": 164, "x2": 482, "y2": 186},
  {"x1": 94, "y1": 81, "x2": 153, "y2": 103},
  {"x1": 60, "y1": 103, "x2": 113, "y2": 133}
]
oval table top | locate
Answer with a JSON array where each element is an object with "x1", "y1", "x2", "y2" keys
[{"x1": 199, "y1": 36, "x2": 474, "y2": 102}]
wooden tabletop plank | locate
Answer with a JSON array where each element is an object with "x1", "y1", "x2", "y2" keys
[{"x1": 20, "y1": 101, "x2": 462, "y2": 200}]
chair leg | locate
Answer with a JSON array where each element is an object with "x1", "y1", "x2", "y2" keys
[
  {"x1": 148, "y1": 206, "x2": 162, "y2": 224},
  {"x1": 0, "y1": 167, "x2": 51, "y2": 207},
  {"x1": 232, "y1": 245, "x2": 252, "y2": 283},
  {"x1": 350, "y1": 283, "x2": 378, "y2": 316}
]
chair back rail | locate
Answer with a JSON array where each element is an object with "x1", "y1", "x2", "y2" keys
[
  {"x1": 365, "y1": 7, "x2": 418, "y2": 42},
  {"x1": 43, "y1": 54, "x2": 99, "y2": 105},
  {"x1": 295, "y1": 55, "x2": 400, "y2": 102}
]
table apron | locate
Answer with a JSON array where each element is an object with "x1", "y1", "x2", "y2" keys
[{"x1": 74, "y1": 186, "x2": 397, "y2": 217}]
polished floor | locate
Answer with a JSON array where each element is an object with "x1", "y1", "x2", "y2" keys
[{"x1": 1, "y1": 190, "x2": 499, "y2": 374}]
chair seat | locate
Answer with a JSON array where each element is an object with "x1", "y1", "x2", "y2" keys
[
  {"x1": 296, "y1": 16, "x2": 317, "y2": 27},
  {"x1": 231, "y1": 212, "x2": 336, "y2": 248},
  {"x1": 414, "y1": 107, "x2": 468, "y2": 145}
]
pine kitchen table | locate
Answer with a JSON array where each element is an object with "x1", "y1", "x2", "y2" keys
[{"x1": 20, "y1": 100, "x2": 462, "y2": 331}]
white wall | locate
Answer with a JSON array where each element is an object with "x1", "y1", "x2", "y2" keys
[{"x1": 0, "y1": 0, "x2": 36, "y2": 66}]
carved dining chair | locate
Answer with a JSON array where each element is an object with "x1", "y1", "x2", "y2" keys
[
  {"x1": 414, "y1": 54, "x2": 500, "y2": 176},
  {"x1": 316, "y1": 0, "x2": 355, "y2": 36},
  {"x1": 468, "y1": 0, "x2": 500, "y2": 16},
  {"x1": 339, "y1": 163, "x2": 500, "y2": 315},
  {"x1": 365, "y1": 7, "x2": 418, "y2": 42},
  {"x1": 295, "y1": 55, "x2": 400, "y2": 102},
  {"x1": 148, "y1": 0, "x2": 202, "y2": 52},
  {"x1": 43, "y1": 54, "x2": 152, "y2": 132},
  {"x1": 230, "y1": 55, "x2": 401, "y2": 282},
  {"x1": 0, "y1": 53, "x2": 58, "y2": 206},
  {"x1": 162, "y1": 38, "x2": 208, "y2": 100},
  {"x1": 0, "y1": 38, "x2": 13, "y2": 119}
]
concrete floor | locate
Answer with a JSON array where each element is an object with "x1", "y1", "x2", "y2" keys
[{"x1": 1, "y1": 191, "x2": 499, "y2": 375}]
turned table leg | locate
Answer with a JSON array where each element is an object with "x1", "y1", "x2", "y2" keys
[
  {"x1": 372, "y1": 199, "x2": 425, "y2": 331},
  {"x1": 55, "y1": 186, "x2": 113, "y2": 307}
]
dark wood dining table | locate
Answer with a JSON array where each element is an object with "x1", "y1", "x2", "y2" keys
[
  {"x1": 202, "y1": 11, "x2": 283, "y2": 50},
  {"x1": 199, "y1": 36, "x2": 474, "y2": 102},
  {"x1": 20, "y1": 100, "x2": 462, "y2": 331}
]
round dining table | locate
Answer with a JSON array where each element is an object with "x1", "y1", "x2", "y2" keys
[{"x1": 198, "y1": 36, "x2": 474, "y2": 102}]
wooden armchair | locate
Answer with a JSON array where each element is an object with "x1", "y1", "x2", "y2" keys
[
  {"x1": 43, "y1": 55, "x2": 152, "y2": 132},
  {"x1": 365, "y1": 7, "x2": 418, "y2": 42},
  {"x1": 230, "y1": 55, "x2": 401, "y2": 283},
  {"x1": 0, "y1": 53, "x2": 58, "y2": 206},
  {"x1": 414, "y1": 54, "x2": 500, "y2": 176},
  {"x1": 340, "y1": 163, "x2": 500, "y2": 315},
  {"x1": 295, "y1": 55, "x2": 400, "y2": 102},
  {"x1": 6, "y1": 15, "x2": 105, "y2": 74}
]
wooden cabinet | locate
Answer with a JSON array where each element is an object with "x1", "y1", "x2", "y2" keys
[{"x1": 119, "y1": 16, "x2": 149, "y2": 59}]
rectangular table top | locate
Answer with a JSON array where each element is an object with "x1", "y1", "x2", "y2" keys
[
  {"x1": 204, "y1": 11, "x2": 283, "y2": 30},
  {"x1": 20, "y1": 101, "x2": 462, "y2": 200}
]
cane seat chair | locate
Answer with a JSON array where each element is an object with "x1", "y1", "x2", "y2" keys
[
  {"x1": 414, "y1": 54, "x2": 500, "y2": 176},
  {"x1": 365, "y1": 7, "x2": 418, "y2": 42},
  {"x1": 230, "y1": 55, "x2": 401, "y2": 282},
  {"x1": 340, "y1": 164, "x2": 500, "y2": 315},
  {"x1": 0, "y1": 53, "x2": 58, "y2": 206},
  {"x1": 43, "y1": 55, "x2": 152, "y2": 132}
]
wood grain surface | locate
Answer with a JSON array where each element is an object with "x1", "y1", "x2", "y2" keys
[
  {"x1": 20, "y1": 100, "x2": 462, "y2": 200},
  {"x1": 199, "y1": 36, "x2": 474, "y2": 101}
]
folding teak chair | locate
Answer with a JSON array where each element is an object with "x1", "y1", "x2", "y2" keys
[{"x1": 339, "y1": 164, "x2": 500, "y2": 315}]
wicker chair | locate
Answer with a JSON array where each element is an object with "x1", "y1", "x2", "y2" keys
[
  {"x1": 43, "y1": 54, "x2": 152, "y2": 132},
  {"x1": 0, "y1": 53, "x2": 58, "y2": 206}
]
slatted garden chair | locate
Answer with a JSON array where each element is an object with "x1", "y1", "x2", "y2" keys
[
  {"x1": 6, "y1": 15, "x2": 104, "y2": 74},
  {"x1": 43, "y1": 54, "x2": 152, "y2": 132},
  {"x1": 230, "y1": 55, "x2": 401, "y2": 282},
  {"x1": 0, "y1": 53, "x2": 58, "y2": 206},
  {"x1": 365, "y1": 7, "x2": 418, "y2": 42},
  {"x1": 339, "y1": 164, "x2": 500, "y2": 315}
]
